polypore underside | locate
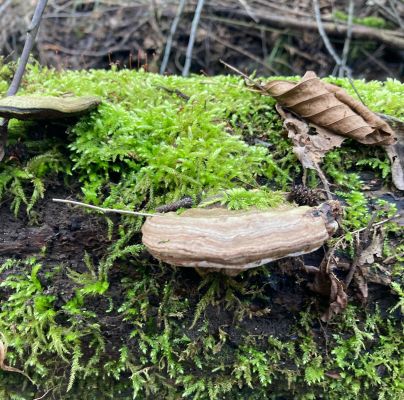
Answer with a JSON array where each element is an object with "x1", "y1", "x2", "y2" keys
[{"x1": 142, "y1": 202, "x2": 340, "y2": 276}]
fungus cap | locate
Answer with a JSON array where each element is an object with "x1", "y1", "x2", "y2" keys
[
  {"x1": 142, "y1": 201, "x2": 340, "y2": 276},
  {"x1": 0, "y1": 95, "x2": 101, "y2": 120}
]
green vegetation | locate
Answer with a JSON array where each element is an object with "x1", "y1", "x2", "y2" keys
[
  {"x1": 0, "y1": 63, "x2": 403, "y2": 399},
  {"x1": 333, "y1": 11, "x2": 388, "y2": 29}
]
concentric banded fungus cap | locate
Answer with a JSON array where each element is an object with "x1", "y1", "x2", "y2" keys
[
  {"x1": 142, "y1": 201, "x2": 340, "y2": 276},
  {"x1": 0, "y1": 95, "x2": 101, "y2": 120}
]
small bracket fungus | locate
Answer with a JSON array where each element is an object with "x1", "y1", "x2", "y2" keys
[
  {"x1": 0, "y1": 95, "x2": 101, "y2": 120},
  {"x1": 142, "y1": 201, "x2": 341, "y2": 276}
]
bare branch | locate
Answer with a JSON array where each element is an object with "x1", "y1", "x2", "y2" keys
[
  {"x1": 340, "y1": 0, "x2": 354, "y2": 77},
  {"x1": 0, "y1": 0, "x2": 12, "y2": 17},
  {"x1": 313, "y1": 0, "x2": 343, "y2": 71},
  {"x1": 0, "y1": 0, "x2": 48, "y2": 161},
  {"x1": 182, "y1": 0, "x2": 205, "y2": 76},
  {"x1": 160, "y1": 0, "x2": 187, "y2": 74},
  {"x1": 52, "y1": 198, "x2": 157, "y2": 217}
]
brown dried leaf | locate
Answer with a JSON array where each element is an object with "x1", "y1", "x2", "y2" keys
[
  {"x1": 355, "y1": 229, "x2": 391, "y2": 287},
  {"x1": 264, "y1": 72, "x2": 396, "y2": 145},
  {"x1": 325, "y1": 370, "x2": 342, "y2": 380},
  {"x1": 322, "y1": 272, "x2": 348, "y2": 321},
  {"x1": 276, "y1": 104, "x2": 345, "y2": 169},
  {"x1": 362, "y1": 264, "x2": 392, "y2": 286},
  {"x1": 309, "y1": 269, "x2": 348, "y2": 321},
  {"x1": 354, "y1": 270, "x2": 368, "y2": 304},
  {"x1": 358, "y1": 229, "x2": 384, "y2": 266}
]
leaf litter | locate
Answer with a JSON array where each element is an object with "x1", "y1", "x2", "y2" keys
[{"x1": 251, "y1": 70, "x2": 401, "y2": 318}]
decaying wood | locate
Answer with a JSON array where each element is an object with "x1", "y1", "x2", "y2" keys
[
  {"x1": 0, "y1": 96, "x2": 101, "y2": 120},
  {"x1": 263, "y1": 71, "x2": 396, "y2": 146},
  {"x1": 0, "y1": 225, "x2": 54, "y2": 256},
  {"x1": 213, "y1": 8, "x2": 404, "y2": 50},
  {"x1": 141, "y1": 201, "x2": 340, "y2": 276}
]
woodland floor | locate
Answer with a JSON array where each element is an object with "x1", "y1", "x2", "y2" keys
[
  {"x1": 0, "y1": 177, "x2": 402, "y2": 399},
  {"x1": 0, "y1": 68, "x2": 402, "y2": 399}
]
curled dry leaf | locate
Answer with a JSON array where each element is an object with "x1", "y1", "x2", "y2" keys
[
  {"x1": 264, "y1": 71, "x2": 396, "y2": 146},
  {"x1": 308, "y1": 254, "x2": 349, "y2": 321},
  {"x1": 309, "y1": 268, "x2": 348, "y2": 322}
]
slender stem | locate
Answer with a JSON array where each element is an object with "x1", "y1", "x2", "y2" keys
[
  {"x1": 313, "y1": 0, "x2": 342, "y2": 69},
  {"x1": 340, "y1": 0, "x2": 354, "y2": 77},
  {"x1": 326, "y1": 214, "x2": 399, "y2": 272},
  {"x1": 7, "y1": 0, "x2": 48, "y2": 96},
  {"x1": 182, "y1": 0, "x2": 205, "y2": 76},
  {"x1": 52, "y1": 198, "x2": 157, "y2": 217},
  {"x1": 0, "y1": 0, "x2": 49, "y2": 161},
  {"x1": 0, "y1": 0, "x2": 12, "y2": 17},
  {"x1": 219, "y1": 60, "x2": 264, "y2": 90},
  {"x1": 160, "y1": 0, "x2": 187, "y2": 74}
]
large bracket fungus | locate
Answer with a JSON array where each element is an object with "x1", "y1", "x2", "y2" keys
[
  {"x1": 142, "y1": 201, "x2": 341, "y2": 276},
  {"x1": 0, "y1": 95, "x2": 100, "y2": 120}
]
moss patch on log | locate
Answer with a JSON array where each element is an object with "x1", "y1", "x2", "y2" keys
[{"x1": 0, "y1": 64, "x2": 403, "y2": 399}]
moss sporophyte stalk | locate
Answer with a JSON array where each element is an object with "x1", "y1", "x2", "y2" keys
[{"x1": 0, "y1": 64, "x2": 403, "y2": 399}]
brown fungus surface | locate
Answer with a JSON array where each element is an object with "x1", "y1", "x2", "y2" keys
[
  {"x1": 142, "y1": 202, "x2": 340, "y2": 276},
  {"x1": 0, "y1": 95, "x2": 101, "y2": 120}
]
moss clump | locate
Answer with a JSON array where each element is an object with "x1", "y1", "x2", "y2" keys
[
  {"x1": 0, "y1": 64, "x2": 403, "y2": 399},
  {"x1": 1, "y1": 259, "x2": 403, "y2": 399},
  {"x1": 333, "y1": 10, "x2": 388, "y2": 29}
]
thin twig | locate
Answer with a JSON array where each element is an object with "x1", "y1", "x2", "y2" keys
[
  {"x1": 219, "y1": 59, "x2": 264, "y2": 90},
  {"x1": 237, "y1": 0, "x2": 258, "y2": 23},
  {"x1": 160, "y1": 0, "x2": 187, "y2": 74},
  {"x1": 33, "y1": 388, "x2": 54, "y2": 400},
  {"x1": 326, "y1": 214, "x2": 399, "y2": 272},
  {"x1": 155, "y1": 85, "x2": 190, "y2": 101},
  {"x1": 313, "y1": 0, "x2": 368, "y2": 104},
  {"x1": 0, "y1": 0, "x2": 48, "y2": 161},
  {"x1": 314, "y1": 164, "x2": 332, "y2": 199},
  {"x1": 0, "y1": 0, "x2": 12, "y2": 16},
  {"x1": 339, "y1": 0, "x2": 354, "y2": 77},
  {"x1": 210, "y1": 31, "x2": 280, "y2": 75},
  {"x1": 345, "y1": 213, "x2": 377, "y2": 288},
  {"x1": 359, "y1": 47, "x2": 397, "y2": 78},
  {"x1": 182, "y1": 0, "x2": 205, "y2": 76},
  {"x1": 313, "y1": 0, "x2": 343, "y2": 70},
  {"x1": 377, "y1": 112, "x2": 404, "y2": 124},
  {"x1": 52, "y1": 198, "x2": 157, "y2": 217},
  {"x1": 389, "y1": 0, "x2": 404, "y2": 29}
]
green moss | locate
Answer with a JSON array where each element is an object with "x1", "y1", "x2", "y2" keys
[
  {"x1": 0, "y1": 64, "x2": 403, "y2": 399},
  {"x1": 1, "y1": 258, "x2": 403, "y2": 399},
  {"x1": 333, "y1": 11, "x2": 388, "y2": 29}
]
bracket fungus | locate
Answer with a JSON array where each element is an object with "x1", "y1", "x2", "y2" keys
[
  {"x1": 0, "y1": 95, "x2": 100, "y2": 120},
  {"x1": 142, "y1": 201, "x2": 341, "y2": 276}
]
